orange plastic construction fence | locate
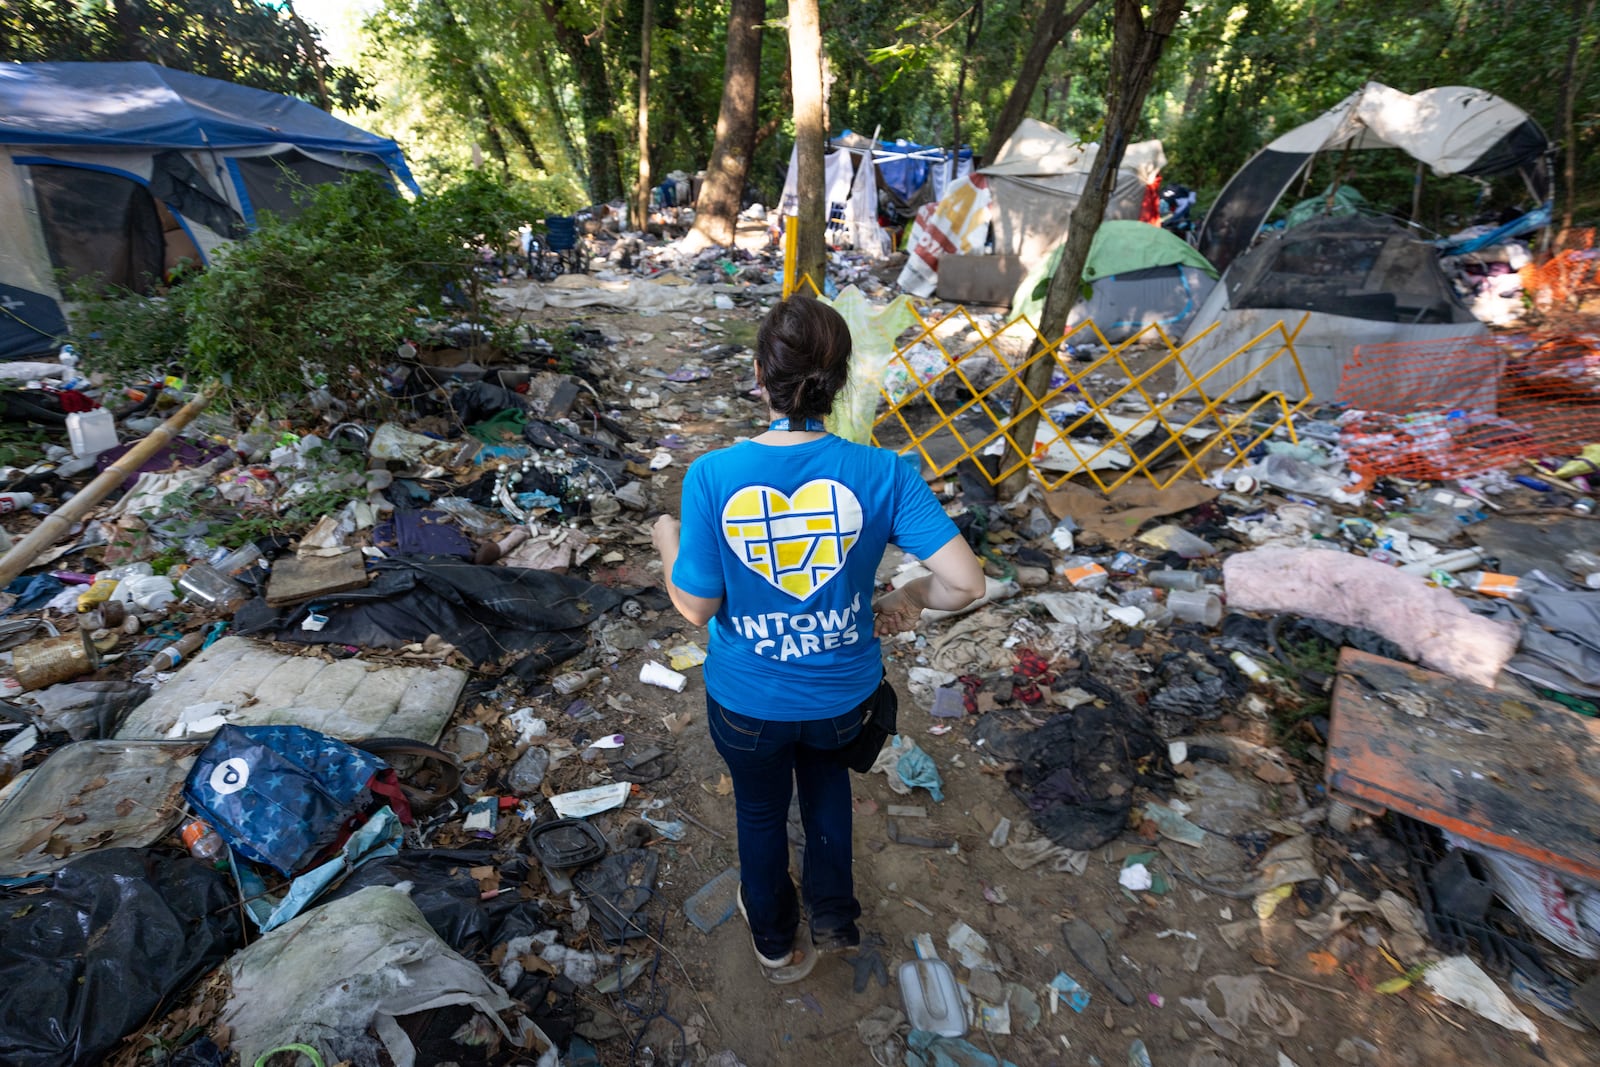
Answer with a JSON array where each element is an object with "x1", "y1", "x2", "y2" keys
[
  {"x1": 1522, "y1": 228, "x2": 1600, "y2": 309},
  {"x1": 1337, "y1": 332, "x2": 1600, "y2": 481}
]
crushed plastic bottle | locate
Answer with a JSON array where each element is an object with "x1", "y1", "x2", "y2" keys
[{"x1": 1057, "y1": 556, "x2": 1110, "y2": 591}]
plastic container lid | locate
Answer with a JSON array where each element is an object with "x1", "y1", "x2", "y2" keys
[{"x1": 527, "y1": 817, "x2": 608, "y2": 870}]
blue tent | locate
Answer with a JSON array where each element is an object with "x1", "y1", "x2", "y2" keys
[{"x1": 0, "y1": 62, "x2": 419, "y2": 360}]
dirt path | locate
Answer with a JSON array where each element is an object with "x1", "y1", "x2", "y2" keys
[{"x1": 542, "y1": 295, "x2": 1600, "y2": 1067}]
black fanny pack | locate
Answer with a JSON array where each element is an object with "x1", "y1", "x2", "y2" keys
[{"x1": 835, "y1": 677, "x2": 899, "y2": 773}]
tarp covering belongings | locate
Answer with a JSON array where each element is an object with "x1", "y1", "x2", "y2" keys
[
  {"x1": 830, "y1": 130, "x2": 975, "y2": 211},
  {"x1": 898, "y1": 119, "x2": 1165, "y2": 296},
  {"x1": 1180, "y1": 215, "x2": 1487, "y2": 400},
  {"x1": 1010, "y1": 219, "x2": 1220, "y2": 341},
  {"x1": 0, "y1": 62, "x2": 419, "y2": 360},
  {"x1": 1197, "y1": 82, "x2": 1551, "y2": 275}
]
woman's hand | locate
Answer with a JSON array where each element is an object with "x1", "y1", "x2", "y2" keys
[
  {"x1": 872, "y1": 585, "x2": 921, "y2": 637},
  {"x1": 651, "y1": 514, "x2": 680, "y2": 556}
]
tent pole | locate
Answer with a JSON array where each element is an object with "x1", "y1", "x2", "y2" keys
[
  {"x1": 1411, "y1": 161, "x2": 1424, "y2": 222},
  {"x1": 0, "y1": 385, "x2": 216, "y2": 589}
]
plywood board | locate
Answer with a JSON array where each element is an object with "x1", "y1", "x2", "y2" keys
[{"x1": 1326, "y1": 648, "x2": 1600, "y2": 883}]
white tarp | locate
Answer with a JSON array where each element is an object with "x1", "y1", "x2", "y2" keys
[
  {"x1": 490, "y1": 276, "x2": 713, "y2": 313},
  {"x1": 1263, "y1": 83, "x2": 1537, "y2": 176},
  {"x1": 979, "y1": 119, "x2": 1167, "y2": 271}
]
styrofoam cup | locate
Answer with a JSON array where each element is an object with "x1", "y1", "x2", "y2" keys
[
  {"x1": 1167, "y1": 589, "x2": 1221, "y2": 627},
  {"x1": 640, "y1": 661, "x2": 688, "y2": 692}
]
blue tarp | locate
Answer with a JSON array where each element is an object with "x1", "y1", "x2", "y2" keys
[
  {"x1": 0, "y1": 62, "x2": 417, "y2": 192},
  {"x1": 834, "y1": 130, "x2": 973, "y2": 203}
]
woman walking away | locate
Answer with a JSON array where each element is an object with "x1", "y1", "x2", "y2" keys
[{"x1": 651, "y1": 296, "x2": 985, "y2": 983}]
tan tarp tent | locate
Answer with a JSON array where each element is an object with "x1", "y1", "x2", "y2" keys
[{"x1": 978, "y1": 119, "x2": 1167, "y2": 271}]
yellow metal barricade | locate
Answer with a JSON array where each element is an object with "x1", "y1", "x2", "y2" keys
[{"x1": 774, "y1": 258, "x2": 1311, "y2": 494}]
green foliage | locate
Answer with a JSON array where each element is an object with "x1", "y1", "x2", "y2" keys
[
  {"x1": 0, "y1": 395, "x2": 51, "y2": 467},
  {"x1": 69, "y1": 172, "x2": 544, "y2": 415},
  {"x1": 1, "y1": 0, "x2": 375, "y2": 110},
  {"x1": 1163, "y1": 0, "x2": 1600, "y2": 225}
]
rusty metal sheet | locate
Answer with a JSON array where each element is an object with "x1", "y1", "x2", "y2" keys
[{"x1": 1326, "y1": 648, "x2": 1600, "y2": 883}]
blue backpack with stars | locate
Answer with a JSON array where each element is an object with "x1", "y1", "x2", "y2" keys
[{"x1": 184, "y1": 724, "x2": 392, "y2": 876}]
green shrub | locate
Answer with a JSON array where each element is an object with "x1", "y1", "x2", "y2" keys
[{"x1": 69, "y1": 171, "x2": 542, "y2": 416}]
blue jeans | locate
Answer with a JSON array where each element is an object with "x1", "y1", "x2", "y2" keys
[{"x1": 707, "y1": 692, "x2": 865, "y2": 958}]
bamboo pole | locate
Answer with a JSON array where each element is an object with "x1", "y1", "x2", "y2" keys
[{"x1": 0, "y1": 386, "x2": 217, "y2": 589}]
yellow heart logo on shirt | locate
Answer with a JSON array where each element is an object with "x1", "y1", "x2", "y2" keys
[{"x1": 722, "y1": 479, "x2": 863, "y2": 600}]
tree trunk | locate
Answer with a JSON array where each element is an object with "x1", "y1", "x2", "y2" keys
[
  {"x1": 982, "y1": 0, "x2": 1101, "y2": 163},
  {"x1": 283, "y1": 0, "x2": 331, "y2": 111},
  {"x1": 110, "y1": 0, "x2": 152, "y2": 61},
  {"x1": 437, "y1": 0, "x2": 545, "y2": 172},
  {"x1": 1181, "y1": 51, "x2": 1210, "y2": 118},
  {"x1": 1001, "y1": 0, "x2": 1187, "y2": 496},
  {"x1": 635, "y1": 0, "x2": 654, "y2": 229},
  {"x1": 1556, "y1": 0, "x2": 1599, "y2": 244},
  {"x1": 542, "y1": 0, "x2": 625, "y2": 202},
  {"x1": 534, "y1": 47, "x2": 587, "y2": 181},
  {"x1": 789, "y1": 0, "x2": 827, "y2": 290},
  {"x1": 951, "y1": 0, "x2": 984, "y2": 161},
  {"x1": 685, "y1": 0, "x2": 765, "y2": 250}
]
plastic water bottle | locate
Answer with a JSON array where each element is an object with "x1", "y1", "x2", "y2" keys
[
  {"x1": 58, "y1": 344, "x2": 83, "y2": 388},
  {"x1": 136, "y1": 632, "x2": 203, "y2": 679},
  {"x1": 0, "y1": 492, "x2": 35, "y2": 514},
  {"x1": 181, "y1": 819, "x2": 227, "y2": 864}
]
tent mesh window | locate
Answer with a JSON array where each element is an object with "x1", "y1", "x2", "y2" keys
[
  {"x1": 26, "y1": 164, "x2": 164, "y2": 294},
  {"x1": 1227, "y1": 215, "x2": 1476, "y2": 326},
  {"x1": 233, "y1": 150, "x2": 364, "y2": 222}
]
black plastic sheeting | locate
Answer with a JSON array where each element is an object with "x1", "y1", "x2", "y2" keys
[
  {"x1": 0, "y1": 849, "x2": 244, "y2": 1067},
  {"x1": 233, "y1": 558, "x2": 627, "y2": 679},
  {"x1": 322, "y1": 849, "x2": 549, "y2": 955},
  {"x1": 978, "y1": 674, "x2": 1173, "y2": 851}
]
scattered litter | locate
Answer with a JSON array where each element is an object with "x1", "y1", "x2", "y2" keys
[
  {"x1": 1048, "y1": 971, "x2": 1092, "y2": 1014},
  {"x1": 1180, "y1": 974, "x2": 1305, "y2": 1044},
  {"x1": 1422, "y1": 955, "x2": 1540, "y2": 1042},
  {"x1": 639, "y1": 661, "x2": 688, "y2": 691},
  {"x1": 548, "y1": 781, "x2": 631, "y2": 818},
  {"x1": 684, "y1": 867, "x2": 740, "y2": 934}
]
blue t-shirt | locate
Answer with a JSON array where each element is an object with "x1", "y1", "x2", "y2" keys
[{"x1": 673, "y1": 435, "x2": 960, "y2": 720}]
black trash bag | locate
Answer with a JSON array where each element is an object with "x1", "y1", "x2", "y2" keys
[
  {"x1": 322, "y1": 850, "x2": 548, "y2": 954},
  {"x1": 574, "y1": 849, "x2": 659, "y2": 944},
  {"x1": 450, "y1": 380, "x2": 532, "y2": 429},
  {"x1": 234, "y1": 557, "x2": 626, "y2": 669},
  {"x1": 1002, "y1": 675, "x2": 1172, "y2": 851},
  {"x1": 0, "y1": 849, "x2": 244, "y2": 1067}
]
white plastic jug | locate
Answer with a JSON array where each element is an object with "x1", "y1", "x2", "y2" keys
[{"x1": 66, "y1": 409, "x2": 117, "y2": 458}]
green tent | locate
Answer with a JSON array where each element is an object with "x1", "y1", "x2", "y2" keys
[{"x1": 1010, "y1": 220, "x2": 1220, "y2": 340}]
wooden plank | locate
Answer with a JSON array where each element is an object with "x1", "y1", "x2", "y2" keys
[
  {"x1": 1326, "y1": 648, "x2": 1600, "y2": 883},
  {"x1": 265, "y1": 550, "x2": 369, "y2": 607}
]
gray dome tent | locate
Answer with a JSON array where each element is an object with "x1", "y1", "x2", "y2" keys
[
  {"x1": 1179, "y1": 215, "x2": 1485, "y2": 401},
  {"x1": 1197, "y1": 82, "x2": 1550, "y2": 276}
]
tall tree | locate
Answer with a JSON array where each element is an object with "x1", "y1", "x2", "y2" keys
[
  {"x1": 950, "y1": 0, "x2": 985, "y2": 161},
  {"x1": 1002, "y1": 0, "x2": 1187, "y2": 495},
  {"x1": 982, "y1": 0, "x2": 1102, "y2": 162},
  {"x1": 789, "y1": 0, "x2": 827, "y2": 290},
  {"x1": 635, "y1": 0, "x2": 655, "y2": 228},
  {"x1": 1557, "y1": 0, "x2": 1599, "y2": 242},
  {"x1": 687, "y1": 0, "x2": 766, "y2": 249},
  {"x1": 541, "y1": 0, "x2": 626, "y2": 202}
]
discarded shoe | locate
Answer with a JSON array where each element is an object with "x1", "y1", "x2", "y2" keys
[{"x1": 1062, "y1": 918, "x2": 1134, "y2": 1005}]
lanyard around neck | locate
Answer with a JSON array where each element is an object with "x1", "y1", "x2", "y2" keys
[{"x1": 769, "y1": 417, "x2": 826, "y2": 432}]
